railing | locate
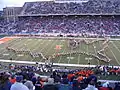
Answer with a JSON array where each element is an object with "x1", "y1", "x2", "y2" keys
[{"x1": 18, "y1": 13, "x2": 120, "y2": 17}]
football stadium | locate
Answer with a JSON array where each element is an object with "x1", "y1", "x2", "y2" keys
[{"x1": 0, "y1": 0, "x2": 120, "y2": 90}]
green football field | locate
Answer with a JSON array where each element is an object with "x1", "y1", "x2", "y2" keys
[{"x1": 0, "y1": 37, "x2": 120, "y2": 66}]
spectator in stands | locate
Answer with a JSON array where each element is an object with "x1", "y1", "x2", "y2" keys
[
  {"x1": 34, "y1": 76, "x2": 43, "y2": 90},
  {"x1": 22, "y1": 1, "x2": 120, "y2": 15},
  {"x1": 10, "y1": 75, "x2": 16, "y2": 84},
  {"x1": 58, "y1": 82, "x2": 72, "y2": 90},
  {"x1": 114, "y1": 82, "x2": 120, "y2": 90},
  {"x1": 0, "y1": 73, "x2": 12, "y2": 90},
  {"x1": 10, "y1": 75, "x2": 29, "y2": 90},
  {"x1": 51, "y1": 71, "x2": 61, "y2": 83},
  {"x1": 43, "y1": 78, "x2": 58, "y2": 90},
  {"x1": 7, "y1": 15, "x2": 120, "y2": 36},
  {"x1": 83, "y1": 75, "x2": 98, "y2": 90},
  {"x1": 72, "y1": 80, "x2": 82, "y2": 90},
  {"x1": 96, "y1": 81, "x2": 102, "y2": 89},
  {"x1": 61, "y1": 73, "x2": 69, "y2": 84},
  {"x1": 99, "y1": 82, "x2": 112, "y2": 90},
  {"x1": 24, "y1": 80, "x2": 34, "y2": 90},
  {"x1": 31, "y1": 76, "x2": 37, "y2": 86},
  {"x1": 0, "y1": 63, "x2": 120, "y2": 90}
]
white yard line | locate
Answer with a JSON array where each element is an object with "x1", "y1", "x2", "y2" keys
[
  {"x1": 92, "y1": 43, "x2": 100, "y2": 65},
  {"x1": 1, "y1": 39, "x2": 27, "y2": 59},
  {"x1": 39, "y1": 40, "x2": 52, "y2": 56},
  {"x1": 98, "y1": 40, "x2": 104, "y2": 64},
  {"x1": 77, "y1": 42, "x2": 81, "y2": 64},
  {"x1": 111, "y1": 41, "x2": 120, "y2": 53},
  {"x1": 58, "y1": 41, "x2": 65, "y2": 63},
  {"x1": 27, "y1": 40, "x2": 41, "y2": 61},
  {"x1": 39, "y1": 40, "x2": 48, "y2": 52},
  {"x1": 110, "y1": 41, "x2": 120, "y2": 65},
  {"x1": 29, "y1": 39, "x2": 41, "y2": 51},
  {"x1": 116, "y1": 41, "x2": 120, "y2": 46},
  {"x1": 0, "y1": 39, "x2": 20, "y2": 55},
  {"x1": 68, "y1": 49, "x2": 72, "y2": 64},
  {"x1": 15, "y1": 39, "x2": 34, "y2": 61},
  {"x1": 32, "y1": 39, "x2": 42, "y2": 52},
  {"x1": 107, "y1": 43, "x2": 120, "y2": 65},
  {"x1": 38, "y1": 40, "x2": 49, "y2": 62},
  {"x1": 0, "y1": 49, "x2": 9, "y2": 55},
  {"x1": 32, "y1": 39, "x2": 47, "y2": 59},
  {"x1": 45, "y1": 40, "x2": 58, "y2": 55},
  {"x1": 86, "y1": 44, "x2": 90, "y2": 64}
]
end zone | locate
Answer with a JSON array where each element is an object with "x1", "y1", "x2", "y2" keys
[{"x1": 0, "y1": 37, "x2": 14, "y2": 44}]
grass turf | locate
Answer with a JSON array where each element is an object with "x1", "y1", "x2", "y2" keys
[{"x1": 0, "y1": 37, "x2": 120, "y2": 66}]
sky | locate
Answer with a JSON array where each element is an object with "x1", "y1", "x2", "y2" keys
[{"x1": 0, "y1": 0, "x2": 53, "y2": 10}]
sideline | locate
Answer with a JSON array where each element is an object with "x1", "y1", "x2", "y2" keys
[{"x1": 0, "y1": 59, "x2": 120, "y2": 68}]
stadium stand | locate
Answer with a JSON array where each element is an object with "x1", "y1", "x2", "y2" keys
[
  {"x1": 2, "y1": 16, "x2": 120, "y2": 35},
  {"x1": 0, "y1": 17, "x2": 120, "y2": 36},
  {"x1": 20, "y1": 0, "x2": 120, "y2": 15},
  {"x1": 0, "y1": 0, "x2": 120, "y2": 36},
  {"x1": 0, "y1": 64, "x2": 120, "y2": 90}
]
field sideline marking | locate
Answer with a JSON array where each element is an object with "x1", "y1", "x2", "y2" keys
[
  {"x1": 24, "y1": 39, "x2": 41, "y2": 60},
  {"x1": 68, "y1": 49, "x2": 72, "y2": 64},
  {"x1": 37, "y1": 39, "x2": 52, "y2": 62},
  {"x1": 0, "y1": 59, "x2": 120, "y2": 68},
  {"x1": 29, "y1": 39, "x2": 40, "y2": 51},
  {"x1": 111, "y1": 41, "x2": 120, "y2": 65},
  {"x1": 116, "y1": 41, "x2": 120, "y2": 46},
  {"x1": 40, "y1": 40, "x2": 52, "y2": 53},
  {"x1": 58, "y1": 40, "x2": 65, "y2": 63},
  {"x1": 15, "y1": 39, "x2": 33, "y2": 60},
  {"x1": 38, "y1": 39, "x2": 49, "y2": 62},
  {"x1": 0, "y1": 39, "x2": 19, "y2": 55},
  {"x1": 30, "y1": 39, "x2": 44, "y2": 61},
  {"x1": 77, "y1": 41, "x2": 81, "y2": 64},
  {"x1": 28, "y1": 39, "x2": 42, "y2": 61},
  {"x1": 0, "y1": 39, "x2": 19, "y2": 58},
  {"x1": 45, "y1": 40, "x2": 58, "y2": 56},
  {"x1": 0, "y1": 59, "x2": 96, "y2": 67},
  {"x1": 14, "y1": 38, "x2": 38, "y2": 60},
  {"x1": 98, "y1": 40, "x2": 103, "y2": 65},
  {"x1": 111, "y1": 41, "x2": 120, "y2": 53},
  {"x1": 33, "y1": 39, "x2": 47, "y2": 62},
  {"x1": 86, "y1": 43, "x2": 90, "y2": 64},
  {"x1": 92, "y1": 42, "x2": 100, "y2": 65},
  {"x1": 108, "y1": 43, "x2": 120, "y2": 65},
  {"x1": 0, "y1": 39, "x2": 27, "y2": 59},
  {"x1": 27, "y1": 39, "x2": 42, "y2": 61},
  {"x1": 0, "y1": 37, "x2": 14, "y2": 44},
  {"x1": 31, "y1": 39, "x2": 42, "y2": 52}
]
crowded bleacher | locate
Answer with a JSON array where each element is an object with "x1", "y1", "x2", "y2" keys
[
  {"x1": 0, "y1": 16, "x2": 120, "y2": 36},
  {"x1": 21, "y1": 0, "x2": 120, "y2": 15},
  {"x1": 0, "y1": 0, "x2": 120, "y2": 36},
  {"x1": 0, "y1": 64, "x2": 120, "y2": 90}
]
